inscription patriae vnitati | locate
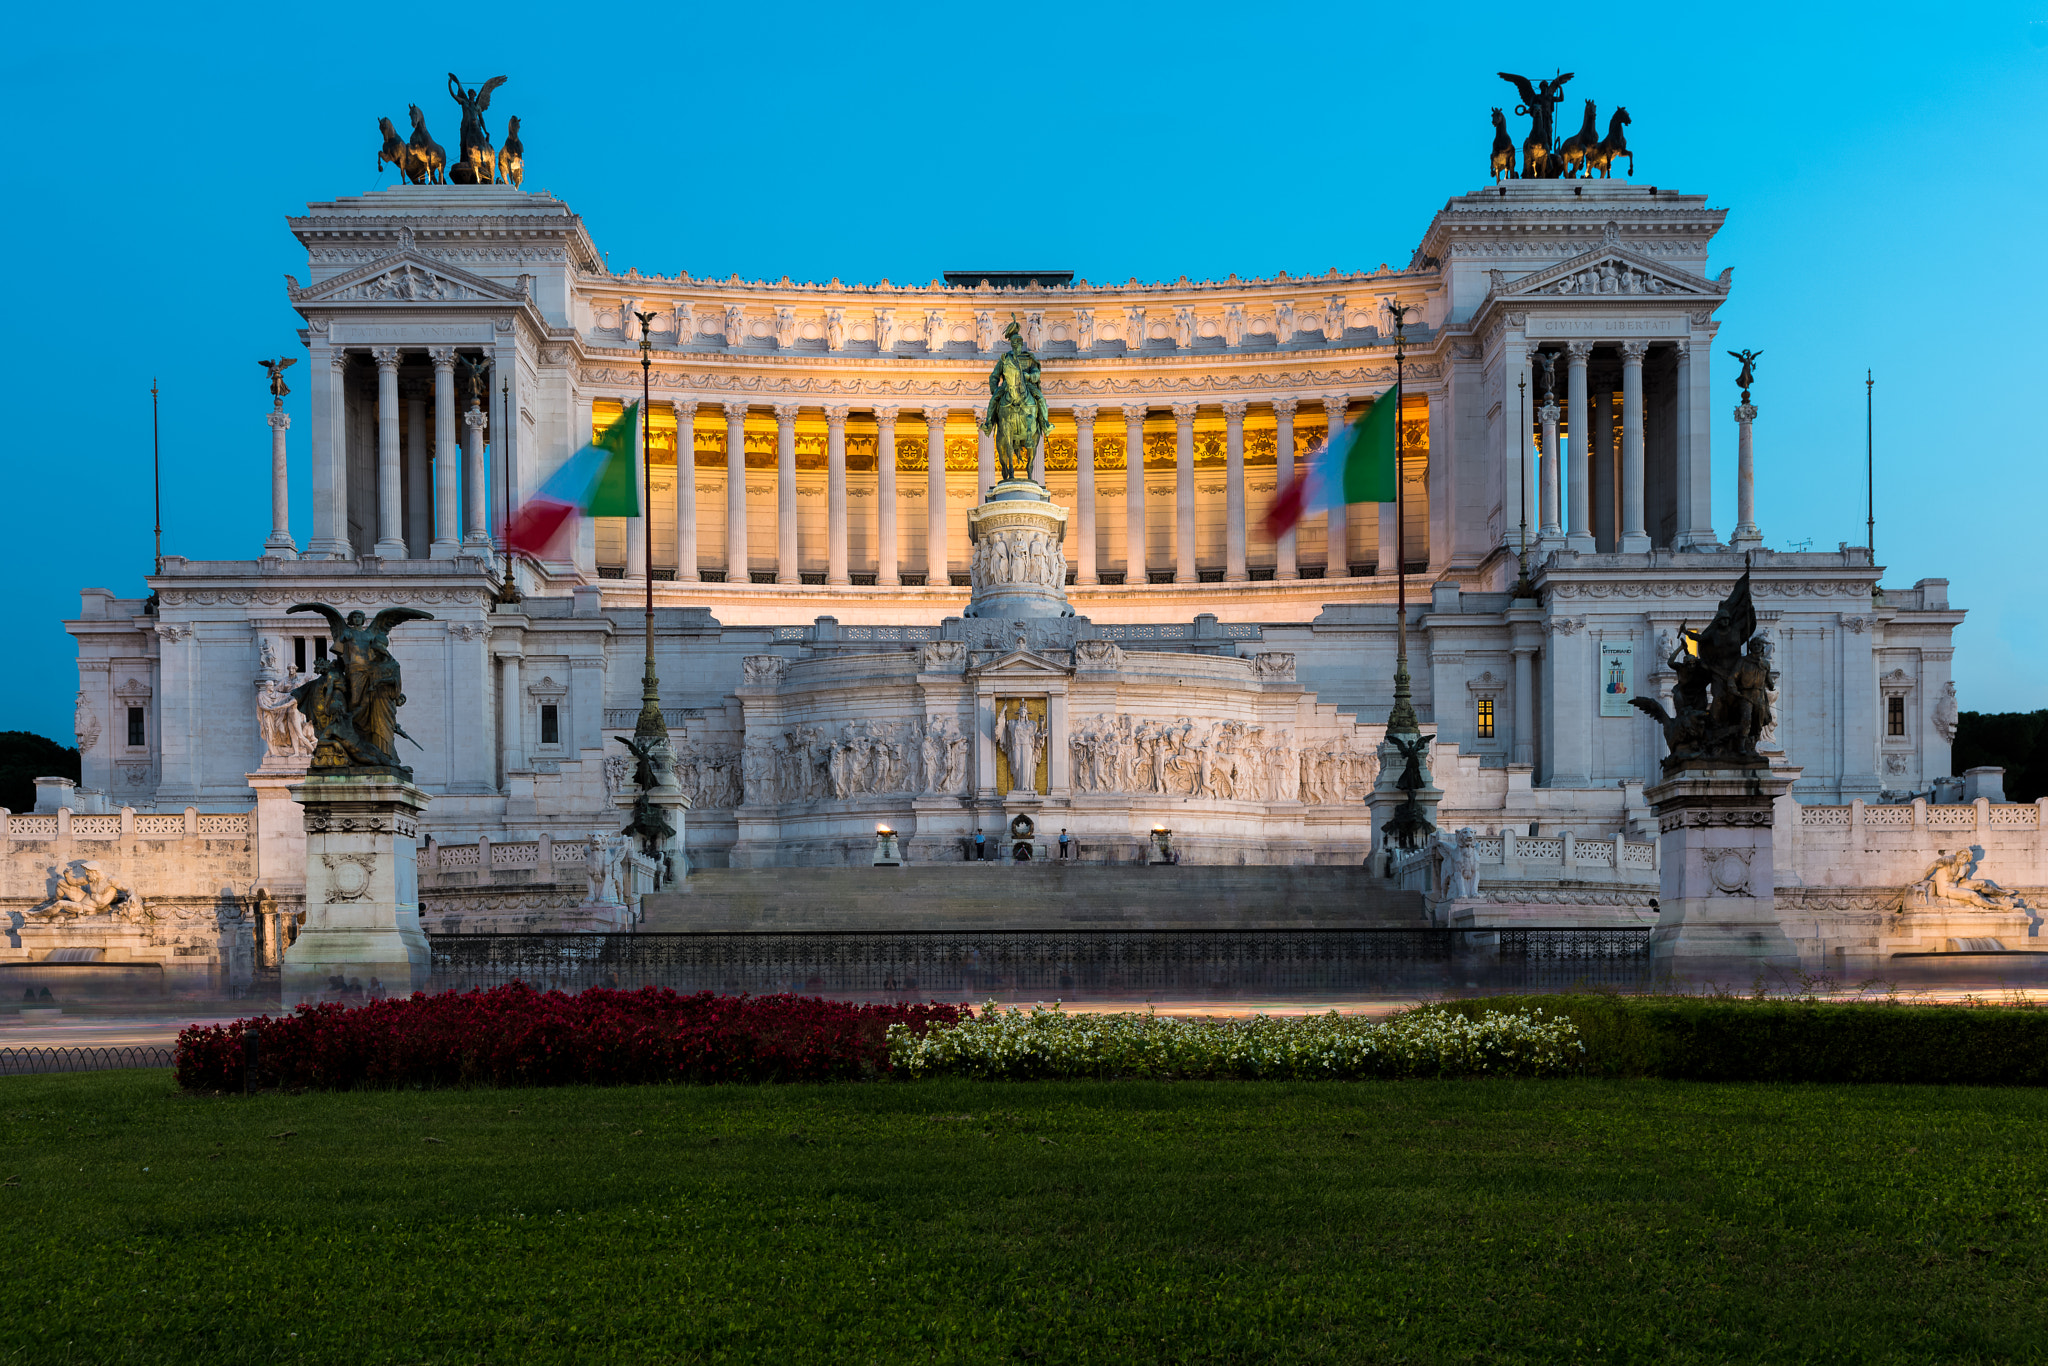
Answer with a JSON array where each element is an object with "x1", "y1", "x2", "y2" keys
[{"x1": 1526, "y1": 316, "x2": 1683, "y2": 337}]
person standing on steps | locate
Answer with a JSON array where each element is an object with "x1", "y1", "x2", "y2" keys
[
  {"x1": 974, "y1": 827, "x2": 987, "y2": 862},
  {"x1": 1059, "y1": 829, "x2": 1071, "y2": 860}
]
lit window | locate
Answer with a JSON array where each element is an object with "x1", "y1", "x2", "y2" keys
[
  {"x1": 1476, "y1": 697, "x2": 1495, "y2": 740},
  {"x1": 1887, "y1": 696, "x2": 1906, "y2": 738},
  {"x1": 126, "y1": 707, "x2": 145, "y2": 748},
  {"x1": 540, "y1": 704, "x2": 560, "y2": 746}
]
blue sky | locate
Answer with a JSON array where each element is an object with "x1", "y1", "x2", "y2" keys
[{"x1": 4, "y1": 1, "x2": 2045, "y2": 743}]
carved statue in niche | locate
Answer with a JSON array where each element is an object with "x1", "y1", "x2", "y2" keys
[
  {"x1": 1933, "y1": 681, "x2": 1960, "y2": 743},
  {"x1": 993, "y1": 701, "x2": 1046, "y2": 794}
]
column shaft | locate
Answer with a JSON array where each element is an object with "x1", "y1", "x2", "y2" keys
[
  {"x1": 1686, "y1": 336, "x2": 1716, "y2": 544},
  {"x1": 724, "y1": 403, "x2": 749, "y2": 580},
  {"x1": 1123, "y1": 405, "x2": 1147, "y2": 581},
  {"x1": 1566, "y1": 343, "x2": 1593, "y2": 551},
  {"x1": 674, "y1": 401, "x2": 699, "y2": 581},
  {"x1": 373, "y1": 349, "x2": 406, "y2": 557},
  {"x1": 1512, "y1": 647, "x2": 1535, "y2": 767},
  {"x1": 625, "y1": 399, "x2": 647, "y2": 579},
  {"x1": 925, "y1": 408, "x2": 949, "y2": 585},
  {"x1": 499, "y1": 654, "x2": 524, "y2": 775},
  {"x1": 1620, "y1": 342, "x2": 1649, "y2": 551},
  {"x1": 405, "y1": 392, "x2": 430, "y2": 556},
  {"x1": 1172, "y1": 403, "x2": 1196, "y2": 583},
  {"x1": 1673, "y1": 342, "x2": 1694, "y2": 547},
  {"x1": 463, "y1": 403, "x2": 490, "y2": 548},
  {"x1": 1732, "y1": 401, "x2": 1762, "y2": 549},
  {"x1": 1223, "y1": 401, "x2": 1247, "y2": 581},
  {"x1": 825, "y1": 406, "x2": 849, "y2": 585},
  {"x1": 1274, "y1": 399, "x2": 1299, "y2": 579},
  {"x1": 1591, "y1": 385, "x2": 1616, "y2": 550},
  {"x1": 1538, "y1": 389, "x2": 1562, "y2": 547},
  {"x1": 875, "y1": 407, "x2": 899, "y2": 586},
  {"x1": 774, "y1": 404, "x2": 799, "y2": 584},
  {"x1": 431, "y1": 349, "x2": 460, "y2": 557},
  {"x1": 307, "y1": 347, "x2": 350, "y2": 558},
  {"x1": 265, "y1": 404, "x2": 296, "y2": 557},
  {"x1": 1073, "y1": 406, "x2": 1098, "y2": 585},
  {"x1": 1323, "y1": 395, "x2": 1348, "y2": 577}
]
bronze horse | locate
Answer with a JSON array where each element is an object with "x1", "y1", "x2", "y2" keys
[
  {"x1": 1585, "y1": 107, "x2": 1633, "y2": 179},
  {"x1": 1489, "y1": 108, "x2": 1515, "y2": 182},
  {"x1": 406, "y1": 104, "x2": 446, "y2": 184},
  {"x1": 1557, "y1": 99, "x2": 1600, "y2": 179},
  {"x1": 448, "y1": 73, "x2": 507, "y2": 185},
  {"x1": 376, "y1": 117, "x2": 409, "y2": 181},
  {"x1": 499, "y1": 115, "x2": 524, "y2": 189}
]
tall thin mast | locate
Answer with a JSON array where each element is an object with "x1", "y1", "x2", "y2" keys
[
  {"x1": 632, "y1": 310, "x2": 667, "y2": 748},
  {"x1": 152, "y1": 378, "x2": 162, "y2": 575},
  {"x1": 1865, "y1": 369, "x2": 1874, "y2": 557}
]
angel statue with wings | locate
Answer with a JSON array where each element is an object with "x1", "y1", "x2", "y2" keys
[
  {"x1": 287, "y1": 602, "x2": 436, "y2": 774},
  {"x1": 259, "y1": 357, "x2": 296, "y2": 400}
]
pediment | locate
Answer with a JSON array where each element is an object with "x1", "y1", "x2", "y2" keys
[
  {"x1": 287, "y1": 234, "x2": 526, "y2": 307},
  {"x1": 1492, "y1": 225, "x2": 1729, "y2": 301},
  {"x1": 970, "y1": 648, "x2": 1074, "y2": 680}
]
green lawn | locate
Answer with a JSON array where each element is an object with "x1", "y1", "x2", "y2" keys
[{"x1": 3, "y1": 1072, "x2": 2045, "y2": 1364}]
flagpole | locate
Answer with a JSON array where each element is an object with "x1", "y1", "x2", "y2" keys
[
  {"x1": 634, "y1": 310, "x2": 667, "y2": 752},
  {"x1": 152, "y1": 377, "x2": 162, "y2": 576},
  {"x1": 1865, "y1": 368, "x2": 1875, "y2": 557},
  {"x1": 1385, "y1": 299, "x2": 1418, "y2": 737}
]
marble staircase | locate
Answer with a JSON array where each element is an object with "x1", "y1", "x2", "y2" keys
[{"x1": 639, "y1": 865, "x2": 1426, "y2": 933}]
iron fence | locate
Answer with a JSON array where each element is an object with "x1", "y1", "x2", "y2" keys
[
  {"x1": 428, "y1": 928, "x2": 1653, "y2": 1000},
  {"x1": 0, "y1": 1045, "x2": 176, "y2": 1076}
]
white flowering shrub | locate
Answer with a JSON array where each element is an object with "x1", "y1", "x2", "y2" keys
[{"x1": 886, "y1": 1003, "x2": 1584, "y2": 1081}]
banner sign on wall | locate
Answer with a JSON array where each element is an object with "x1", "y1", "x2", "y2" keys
[{"x1": 1599, "y1": 641, "x2": 1635, "y2": 717}]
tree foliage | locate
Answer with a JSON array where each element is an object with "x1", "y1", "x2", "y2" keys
[
  {"x1": 1953, "y1": 710, "x2": 2048, "y2": 802},
  {"x1": 0, "y1": 730, "x2": 79, "y2": 813}
]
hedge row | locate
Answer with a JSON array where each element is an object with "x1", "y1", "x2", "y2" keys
[
  {"x1": 175, "y1": 985, "x2": 962, "y2": 1091},
  {"x1": 1436, "y1": 994, "x2": 2048, "y2": 1085}
]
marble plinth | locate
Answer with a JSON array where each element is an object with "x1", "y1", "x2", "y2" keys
[
  {"x1": 281, "y1": 773, "x2": 430, "y2": 1004},
  {"x1": 966, "y1": 480, "x2": 1070, "y2": 619},
  {"x1": 1646, "y1": 767, "x2": 1798, "y2": 974}
]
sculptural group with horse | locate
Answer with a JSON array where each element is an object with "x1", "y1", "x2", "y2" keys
[
  {"x1": 376, "y1": 74, "x2": 523, "y2": 188},
  {"x1": 1492, "y1": 71, "x2": 1631, "y2": 181}
]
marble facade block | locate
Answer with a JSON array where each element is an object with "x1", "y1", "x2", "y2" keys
[
  {"x1": 1645, "y1": 768, "x2": 1798, "y2": 972},
  {"x1": 281, "y1": 774, "x2": 431, "y2": 1004}
]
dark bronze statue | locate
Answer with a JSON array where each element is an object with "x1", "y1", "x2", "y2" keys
[
  {"x1": 448, "y1": 73, "x2": 507, "y2": 185},
  {"x1": 1489, "y1": 108, "x2": 1516, "y2": 182},
  {"x1": 1535, "y1": 349, "x2": 1557, "y2": 402},
  {"x1": 980, "y1": 317, "x2": 1050, "y2": 483},
  {"x1": 499, "y1": 115, "x2": 524, "y2": 189},
  {"x1": 376, "y1": 117, "x2": 409, "y2": 181},
  {"x1": 1630, "y1": 571, "x2": 1771, "y2": 771},
  {"x1": 1558, "y1": 99, "x2": 1600, "y2": 179},
  {"x1": 1586, "y1": 107, "x2": 1632, "y2": 179},
  {"x1": 406, "y1": 104, "x2": 446, "y2": 185},
  {"x1": 1728, "y1": 348, "x2": 1762, "y2": 401},
  {"x1": 1379, "y1": 733, "x2": 1436, "y2": 856},
  {"x1": 258, "y1": 357, "x2": 296, "y2": 399},
  {"x1": 288, "y1": 603, "x2": 436, "y2": 775},
  {"x1": 613, "y1": 734, "x2": 661, "y2": 792},
  {"x1": 1499, "y1": 71, "x2": 1573, "y2": 179}
]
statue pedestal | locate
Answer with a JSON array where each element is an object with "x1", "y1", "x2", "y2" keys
[
  {"x1": 966, "y1": 480, "x2": 1070, "y2": 619},
  {"x1": 281, "y1": 774, "x2": 431, "y2": 1005},
  {"x1": 616, "y1": 784, "x2": 691, "y2": 887},
  {"x1": 1645, "y1": 767, "x2": 1799, "y2": 975}
]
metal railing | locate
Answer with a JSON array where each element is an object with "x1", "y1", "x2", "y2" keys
[
  {"x1": 0, "y1": 1045, "x2": 176, "y2": 1076},
  {"x1": 429, "y1": 927, "x2": 1653, "y2": 999}
]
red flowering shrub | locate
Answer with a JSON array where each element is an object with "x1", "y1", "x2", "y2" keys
[{"x1": 175, "y1": 985, "x2": 964, "y2": 1091}]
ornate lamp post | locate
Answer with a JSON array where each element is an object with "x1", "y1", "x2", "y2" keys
[
  {"x1": 1384, "y1": 298, "x2": 1419, "y2": 738},
  {"x1": 632, "y1": 310, "x2": 668, "y2": 761},
  {"x1": 1513, "y1": 372, "x2": 1535, "y2": 598}
]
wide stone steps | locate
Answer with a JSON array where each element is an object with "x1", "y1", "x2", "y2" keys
[{"x1": 639, "y1": 865, "x2": 1427, "y2": 932}]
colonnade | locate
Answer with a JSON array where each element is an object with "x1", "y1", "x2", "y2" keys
[{"x1": 614, "y1": 396, "x2": 1408, "y2": 586}]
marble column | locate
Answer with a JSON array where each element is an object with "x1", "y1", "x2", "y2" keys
[
  {"x1": 1565, "y1": 342, "x2": 1594, "y2": 551},
  {"x1": 774, "y1": 404, "x2": 799, "y2": 584},
  {"x1": 825, "y1": 406, "x2": 850, "y2": 585},
  {"x1": 1274, "y1": 398, "x2": 1299, "y2": 579},
  {"x1": 463, "y1": 402, "x2": 490, "y2": 549},
  {"x1": 1322, "y1": 394, "x2": 1349, "y2": 577},
  {"x1": 430, "y1": 349, "x2": 460, "y2": 558},
  {"x1": 1122, "y1": 404, "x2": 1147, "y2": 581},
  {"x1": 405, "y1": 389, "x2": 430, "y2": 557},
  {"x1": 975, "y1": 404, "x2": 995, "y2": 496},
  {"x1": 925, "y1": 408, "x2": 949, "y2": 585},
  {"x1": 1222, "y1": 400, "x2": 1248, "y2": 582},
  {"x1": 305, "y1": 345, "x2": 348, "y2": 559},
  {"x1": 371, "y1": 348, "x2": 406, "y2": 558},
  {"x1": 1073, "y1": 405, "x2": 1099, "y2": 585},
  {"x1": 674, "y1": 400, "x2": 699, "y2": 582},
  {"x1": 1537, "y1": 364, "x2": 1562, "y2": 550},
  {"x1": 1172, "y1": 403, "x2": 1197, "y2": 584},
  {"x1": 1030, "y1": 434, "x2": 1045, "y2": 485},
  {"x1": 625, "y1": 401, "x2": 647, "y2": 580},
  {"x1": 498, "y1": 651, "x2": 524, "y2": 774},
  {"x1": 724, "y1": 402, "x2": 748, "y2": 581},
  {"x1": 1731, "y1": 399, "x2": 1763, "y2": 550},
  {"x1": 1591, "y1": 384, "x2": 1616, "y2": 551},
  {"x1": 1619, "y1": 341, "x2": 1650, "y2": 553},
  {"x1": 1673, "y1": 341, "x2": 1694, "y2": 548},
  {"x1": 1512, "y1": 644, "x2": 1536, "y2": 767},
  {"x1": 875, "y1": 406, "x2": 899, "y2": 586},
  {"x1": 265, "y1": 402, "x2": 296, "y2": 558},
  {"x1": 1685, "y1": 337, "x2": 1716, "y2": 546}
]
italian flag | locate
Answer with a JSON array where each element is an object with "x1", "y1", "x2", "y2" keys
[
  {"x1": 1263, "y1": 383, "x2": 1399, "y2": 540},
  {"x1": 506, "y1": 403, "x2": 641, "y2": 557}
]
